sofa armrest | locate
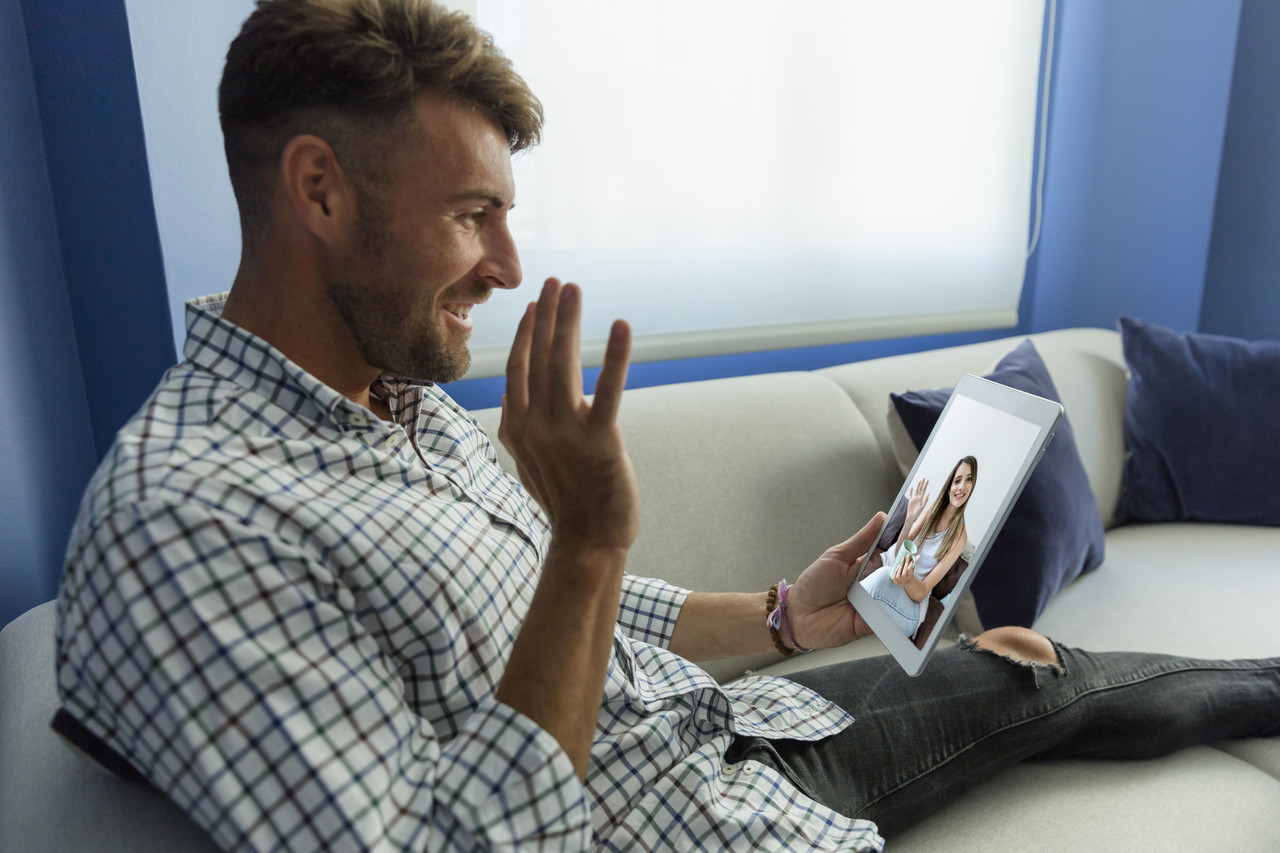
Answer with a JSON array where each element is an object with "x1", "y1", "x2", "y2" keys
[{"x1": 0, "y1": 603, "x2": 219, "y2": 853}]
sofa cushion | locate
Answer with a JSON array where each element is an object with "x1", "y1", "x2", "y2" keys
[
  {"x1": 1033, "y1": 523, "x2": 1280, "y2": 659},
  {"x1": 1117, "y1": 317, "x2": 1280, "y2": 525},
  {"x1": 889, "y1": 340, "x2": 1104, "y2": 629},
  {"x1": 890, "y1": 747, "x2": 1280, "y2": 852}
]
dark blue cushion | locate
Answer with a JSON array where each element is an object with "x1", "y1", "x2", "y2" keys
[
  {"x1": 1118, "y1": 317, "x2": 1280, "y2": 525},
  {"x1": 890, "y1": 340, "x2": 1104, "y2": 629}
]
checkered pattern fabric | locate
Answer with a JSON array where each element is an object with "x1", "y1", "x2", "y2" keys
[{"x1": 54, "y1": 293, "x2": 883, "y2": 852}]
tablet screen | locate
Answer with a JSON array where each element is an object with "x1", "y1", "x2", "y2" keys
[{"x1": 846, "y1": 375, "x2": 1062, "y2": 675}]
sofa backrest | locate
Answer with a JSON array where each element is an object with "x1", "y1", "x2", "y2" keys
[{"x1": 472, "y1": 328, "x2": 1127, "y2": 681}]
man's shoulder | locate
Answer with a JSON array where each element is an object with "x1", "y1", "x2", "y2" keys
[{"x1": 82, "y1": 360, "x2": 297, "y2": 517}]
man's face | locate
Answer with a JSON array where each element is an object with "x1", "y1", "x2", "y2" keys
[{"x1": 323, "y1": 91, "x2": 521, "y2": 383}]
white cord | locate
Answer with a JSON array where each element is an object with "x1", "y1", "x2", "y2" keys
[{"x1": 1026, "y1": 0, "x2": 1057, "y2": 259}]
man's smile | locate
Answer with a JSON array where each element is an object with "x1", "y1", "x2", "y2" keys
[{"x1": 442, "y1": 302, "x2": 475, "y2": 330}]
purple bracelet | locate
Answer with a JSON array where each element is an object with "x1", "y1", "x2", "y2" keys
[{"x1": 766, "y1": 579, "x2": 812, "y2": 654}]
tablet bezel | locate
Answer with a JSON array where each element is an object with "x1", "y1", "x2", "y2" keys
[{"x1": 845, "y1": 374, "x2": 1063, "y2": 676}]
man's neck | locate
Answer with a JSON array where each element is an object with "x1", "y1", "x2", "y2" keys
[{"x1": 222, "y1": 262, "x2": 386, "y2": 417}]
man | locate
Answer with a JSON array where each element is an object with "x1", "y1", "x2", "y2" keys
[{"x1": 54, "y1": 1, "x2": 1280, "y2": 851}]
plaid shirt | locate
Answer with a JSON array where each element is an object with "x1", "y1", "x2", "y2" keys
[{"x1": 55, "y1": 293, "x2": 882, "y2": 852}]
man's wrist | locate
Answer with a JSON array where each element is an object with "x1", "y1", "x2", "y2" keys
[
  {"x1": 543, "y1": 539, "x2": 629, "y2": 591},
  {"x1": 765, "y1": 580, "x2": 811, "y2": 656}
]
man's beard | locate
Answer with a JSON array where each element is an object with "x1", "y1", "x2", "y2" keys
[{"x1": 323, "y1": 196, "x2": 472, "y2": 384}]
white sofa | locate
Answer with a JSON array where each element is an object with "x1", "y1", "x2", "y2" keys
[{"x1": 3, "y1": 327, "x2": 1278, "y2": 851}]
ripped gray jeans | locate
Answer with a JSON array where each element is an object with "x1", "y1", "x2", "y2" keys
[{"x1": 726, "y1": 639, "x2": 1280, "y2": 838}]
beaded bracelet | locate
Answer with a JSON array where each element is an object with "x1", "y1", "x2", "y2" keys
[{"x1": 765, "y1": 579, "x2": 811, "y2": 656}]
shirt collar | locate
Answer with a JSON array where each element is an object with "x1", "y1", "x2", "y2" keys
[{"x1": 182, "y1": 292, "x2": 428, "y2": 431}]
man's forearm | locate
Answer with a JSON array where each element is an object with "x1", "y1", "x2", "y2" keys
[
  {"x1": 495, "y1": 542, "x2": 627, "y2": 779},
  {"x1": 669, "y1": 516, "x2": 885, "y2": 662},
  {"x1": 667, "y1": 590, "x2": 776, "y2": 662},
  {"x1": 493, "y1": 280, "x2": 639, "y2": 780}
]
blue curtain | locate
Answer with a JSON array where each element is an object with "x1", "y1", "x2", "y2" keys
[{"x1": 1, "y1": 0, "x2": 174, "y2": 629}]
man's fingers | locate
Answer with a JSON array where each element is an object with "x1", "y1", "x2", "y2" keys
[
  {"x1": 527, "y1": 278, "x2": 561, "y2": 405},
  {"x1": 548, "y1": 283, "x2": 584, "y2": 414},
  {"x1": 829, "y1": 512, "x2": 887, "y2": 563},
  {"x1": 589, "y1": 320, "x2": 631, "y2": 429},
  {"x1": 504, "y1": 302, "x2": 536, "y2": 416},
  {"x1": 515, "y1": 277, "x2": 630, "y2": 430}
]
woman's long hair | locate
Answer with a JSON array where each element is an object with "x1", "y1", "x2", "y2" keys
[{"x1": 915, "y1": 456, "x2": 978, "y2": 561}]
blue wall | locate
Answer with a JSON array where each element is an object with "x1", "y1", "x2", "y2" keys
[
  {"x1": 1200, "y1": 0, "x2": 1280, "y2": 341},
  {"x1": 4, "y1": 0, "x2": 1278, "y2": 627},
  {"x1": 1022, "y1": 0, "x2": 1240, "y2": 335}
]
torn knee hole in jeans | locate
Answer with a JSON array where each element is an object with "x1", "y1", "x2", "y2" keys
[{"x1": 958, "y1": 635, "x2": 1067, "y2": 689}]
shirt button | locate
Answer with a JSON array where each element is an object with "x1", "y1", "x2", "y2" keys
[
  {"x1": 720, "y1": 763, "x2": 735, "y2": 778},
  {"x1": 743, "y1": 761, "x2": 758, "y2": 774},
  {"x1": 347, "y1": 412, "x2": 368, "y2": 427}
]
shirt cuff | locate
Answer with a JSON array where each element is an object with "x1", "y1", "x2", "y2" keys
[
  {"x1": 435, "y1": 696, "x2": 592, "y2": 850},
  {"x1": 617, "y1": 574, "x2": 691, "y2": 648}
]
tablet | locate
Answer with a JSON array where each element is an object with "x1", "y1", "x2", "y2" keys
[{"x1": 845, "y1": 374, "x2": 1063, "y2": 676}]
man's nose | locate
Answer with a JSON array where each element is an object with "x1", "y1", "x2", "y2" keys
[{"x1": 477, "y1": 221, "x2": 522, "y2": 290}]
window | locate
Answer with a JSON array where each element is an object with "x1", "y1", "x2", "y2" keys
[{"x1": 461, "y1": 0, "x2": 1047, "y2": 375}]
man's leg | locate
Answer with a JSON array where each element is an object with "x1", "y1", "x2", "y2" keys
[
  {"x1": 735, "y1": 629, "x2": 1280, "y2": 838},
  {"x1": 966, "y1": 625, "x2": 1060, "y2": 665}
]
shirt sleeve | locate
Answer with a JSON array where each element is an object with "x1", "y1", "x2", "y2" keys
[
  {"x1": 616, "y1": 574, "x2": 691, "y2": 648},
  {"x1": 55, "y1": 500, "x2": 591, "y2": 853}
]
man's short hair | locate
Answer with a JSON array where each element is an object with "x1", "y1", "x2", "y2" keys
[{"x1": 219, "y1": 0, "x2": 543, "y2": 245}]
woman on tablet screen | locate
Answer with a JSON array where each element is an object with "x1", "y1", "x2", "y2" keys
[{"x1": 860, "y1": 456, "x2": 978, "y2": 639}]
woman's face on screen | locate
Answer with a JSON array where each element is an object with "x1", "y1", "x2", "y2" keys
[{"x1": 949, "y1": 462, "x2": 975, "y2": 508}]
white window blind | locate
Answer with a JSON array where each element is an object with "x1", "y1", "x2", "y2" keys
[{"x1": 465, "y1": 0, "x2": 1047, "y2": 376}]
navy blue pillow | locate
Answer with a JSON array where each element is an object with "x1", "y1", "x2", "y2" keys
[
  {"x1": 890, "y1": 340, "x2": 1105, "y2": 629},
  {"x1": 1118, "y1": 317, "x2": 1280, "y2": 525}
]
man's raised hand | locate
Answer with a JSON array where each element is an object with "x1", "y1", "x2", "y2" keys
[{"x1": 499, "y1": 278, "x2": 640, "y2": 555}]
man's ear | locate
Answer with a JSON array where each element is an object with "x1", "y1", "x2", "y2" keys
[{"x1": 279, "y1": 134, "x2": 353, "y2": 246}]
